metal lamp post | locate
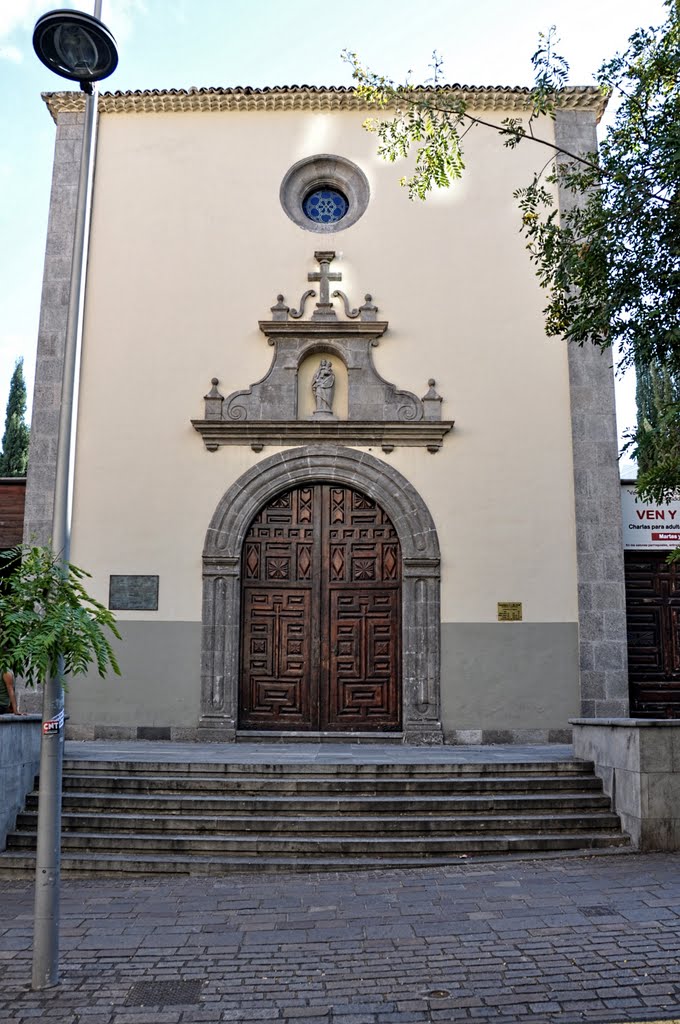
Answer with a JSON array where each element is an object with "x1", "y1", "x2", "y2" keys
[{"x1": 31, "y1": 3, "x2": 117, "y2": 990}]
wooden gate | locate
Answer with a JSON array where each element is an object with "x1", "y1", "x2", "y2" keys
[
  {"x1": 625, "y1": 552, "x2": 680, "y2": 717},
  {"x1": 239, "y1": 484, "x2": 401, "y2": 731}
]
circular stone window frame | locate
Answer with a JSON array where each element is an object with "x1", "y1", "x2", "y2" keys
[{"x1": 280, "y1": 154, "x2": 370, "y2": 233}]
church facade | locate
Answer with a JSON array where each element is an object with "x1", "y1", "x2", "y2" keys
[{"x1": 24, "y1": 85, "x2": 628, "y2": 744}]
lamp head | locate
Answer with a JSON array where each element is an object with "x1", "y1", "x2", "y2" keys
[{"x1": 33, "y1": 9, "x2": 118, "y2": 90}]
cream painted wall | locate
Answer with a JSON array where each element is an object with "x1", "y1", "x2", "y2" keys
[{"x1": 70, "y1": 105, "x2": 578, "y2": 626}]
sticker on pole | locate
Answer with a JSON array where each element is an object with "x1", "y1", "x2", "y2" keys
[{"x1": 43, "y1": 709, "x2": 64, "y2": 735}]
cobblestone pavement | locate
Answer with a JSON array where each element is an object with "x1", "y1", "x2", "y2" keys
[{"x1": 2, "y1": 854, "x2": 680, "y2": 1024}]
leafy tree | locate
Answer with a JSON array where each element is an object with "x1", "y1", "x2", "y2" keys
[
  {"x1": 344, "y1": 0, "x2": 680, "y2": 497},
  {"x1": 632, "y1": 361, "x2": 680, "y2": 481},
  {"x1": 0, "y1": 545, "x2": 121, "y2": 687},
  {"x1": 0, "y1": 358, "x2": 30, "y2": 477},
  {"x1": 623, "y1": 357, "x2": 680, "y2": 560}
]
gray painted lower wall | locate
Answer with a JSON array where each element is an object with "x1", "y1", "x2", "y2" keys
[
  {"x1": 65, "y1": 621, "x2": 201, "y2": 736},
  {"x1": 65, "y1": 619, "x2": 579, "y2": 742},
  {"x1": 441, "y1": 622, "x2": 579, "y2": 736}
]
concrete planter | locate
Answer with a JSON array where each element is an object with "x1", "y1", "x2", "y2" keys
[
  {"x1": 571, "y1": 718, "x2": 680, "y2": 851},
  {"x1": 0, "y1": 715, "x2": 42, "y2": 850}
]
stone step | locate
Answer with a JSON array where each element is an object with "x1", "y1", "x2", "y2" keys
[
  {"x1": 0, "y1": 827, "x2": 630, "y2": 876},
  {"x1": 59, "y1": 772, "x2": 605, "y2": 795},
  {"x1": 27, "y1": 790, "x2": 615, "y2": 815},
  {"x1": 6, "y1": 828, "x2": 629, "y2": 857},
  {"x1": 14, "y1": 809, "x2": 622, "y2": 835},
  {"x1": 61, "y1": 758, "x2": 595, "y2": 777},
  {"x1": 0, "y1": 844, "x2": 633, "y2": 878},
  {"x1": 0, "y1": 756, "x2": 630, "y2": 876}
]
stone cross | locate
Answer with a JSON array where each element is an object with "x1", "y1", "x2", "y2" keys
[{"x1": 309, "y1": 251, "x2": 341, "y2": 321}]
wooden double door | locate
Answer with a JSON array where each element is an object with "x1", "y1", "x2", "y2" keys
[
  {"x1": 239, "y1": 484, "x2": 402, "y2": 731},
  {"x1": 626, "y1": 552, "x2": 680, "y2": 717}
]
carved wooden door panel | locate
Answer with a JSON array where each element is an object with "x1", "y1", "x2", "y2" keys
[
  {"x1": 239, "y1": 487, "x2": 316, "y2": 729},
  {"x1": 323, "y1": 487, "x2": 401, "y2": 730},
  {"x1": 626, "y1": 552, "x2": 680, "y2": 717},
  {"x1": 239, "y1": 484, "x2": 401, "y2": 731}
]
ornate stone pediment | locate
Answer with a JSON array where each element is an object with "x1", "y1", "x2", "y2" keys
[{"x1": 192, "y1": 252, "x2": 454, "y2": 453}]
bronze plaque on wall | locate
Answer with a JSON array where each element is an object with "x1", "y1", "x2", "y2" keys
[
  {"x1": 109, "y1": 575, "x2": 159, "y2": 611},
  {"x1": 497, "y1": 601, "x2": 522, "y2": 622}
]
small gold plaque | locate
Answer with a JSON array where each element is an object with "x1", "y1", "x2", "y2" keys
[{"x1": 498, "y1": 602, "x2": 522, "y2": 622}]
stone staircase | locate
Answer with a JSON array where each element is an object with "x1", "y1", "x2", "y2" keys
[{"x1": 0, "y1": 756, "x2": 631, "y2": 875}]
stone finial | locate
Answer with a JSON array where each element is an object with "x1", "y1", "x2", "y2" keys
[
  {"x1": 270, "y1": 295, "x2": 289, "y2": 321},
  {"x1": 204, "y1": 377, "x2": 224, "y2": 420},
  {"x1": 421, "y1": 379, "x2": 443, "y2": 421},
  {"x1": 359, "y1": 294, "x2": 378, "y2": 321}
]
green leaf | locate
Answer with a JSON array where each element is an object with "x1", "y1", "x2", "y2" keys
[
  {"x1": 0, "y1": 544, "x2": 121, "y2": 688},
  {"x1": 344, "y1": 3, "x2": 680, "y2": 495}
]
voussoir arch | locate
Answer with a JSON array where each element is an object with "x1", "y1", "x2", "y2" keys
[{"x1": 203, "y1": 445, "x2": 440, "y2": 561}]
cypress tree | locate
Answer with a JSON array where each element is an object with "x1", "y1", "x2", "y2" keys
[
  {"x1": 632, "y1": 357, "x2": 680, "y2": 491},
  {"x1": 0, "y1": 359, "x2": 30, "y2": 477}
]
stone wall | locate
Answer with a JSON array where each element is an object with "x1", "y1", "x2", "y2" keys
[
  {"x1": 572, "y1": 718, "x2": 680, "y2": 850},
  {"x1": 556, "y1": 110, "x2": 629, "y2": 718},
  {"x1": 0, "y1": 716, "x2": 41, "y2": 849}
]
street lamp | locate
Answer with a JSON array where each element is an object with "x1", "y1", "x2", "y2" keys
[
  {"x1": 31, "y1": 3, "x2": 117, "y2": 991},
  {"x1": 33, "y1": 8, "x2": 118, "y2": 91}
]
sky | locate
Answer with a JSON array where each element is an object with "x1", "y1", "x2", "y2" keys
[{"x1": 0, "y1": 0, "x2": 669, "y2": 475}]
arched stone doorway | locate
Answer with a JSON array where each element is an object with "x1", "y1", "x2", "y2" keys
[
  {"x1": 200, "y1": 446, "x2": 442, "y2": 744},
  {"x1": 240, "y1": 482, "x2": 402, "y2": 732}
]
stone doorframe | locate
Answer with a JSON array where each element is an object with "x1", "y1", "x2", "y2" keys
[{"x1": 200, "y1": 445, "x2": 443, "y2": 744}]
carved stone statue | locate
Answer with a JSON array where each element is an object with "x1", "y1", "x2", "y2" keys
[{"x1": 311, "y1": 359, "x2": 335, "y2": 417}]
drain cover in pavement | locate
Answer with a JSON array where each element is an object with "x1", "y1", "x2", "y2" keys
[{"x1": 125, "y1": 980, "x2": 203, "y2": 1006}]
